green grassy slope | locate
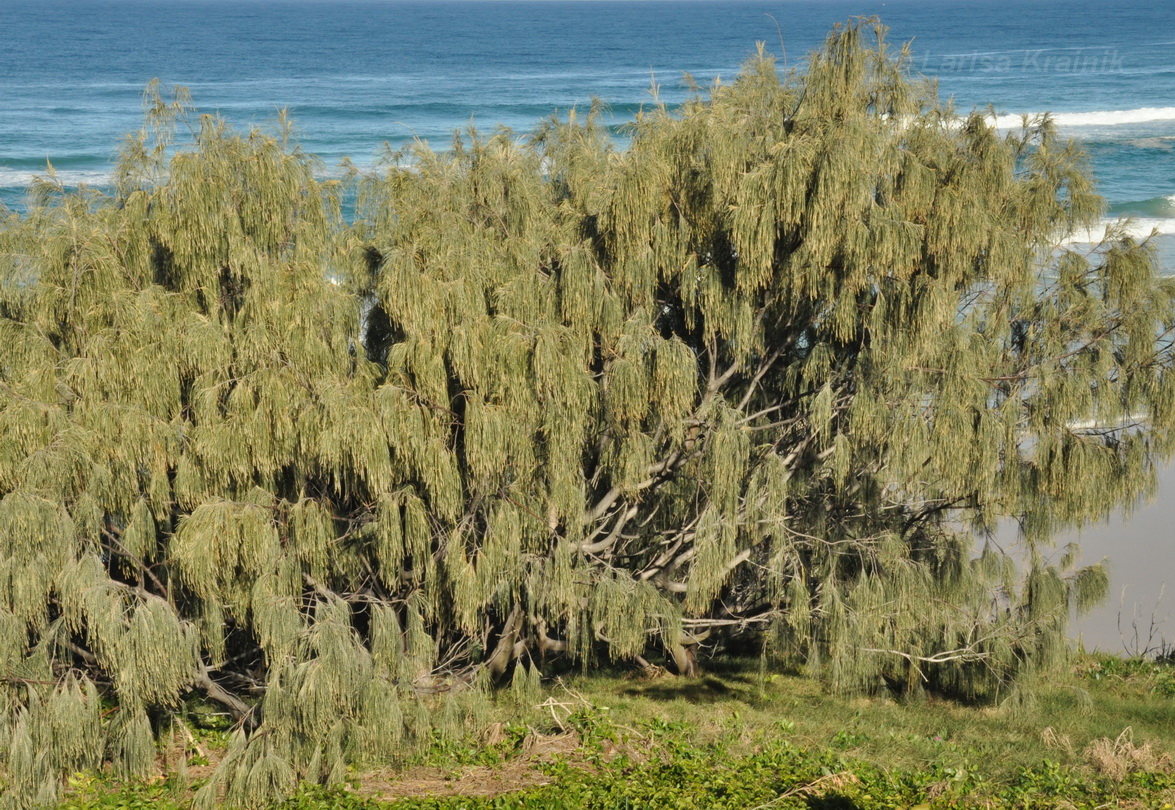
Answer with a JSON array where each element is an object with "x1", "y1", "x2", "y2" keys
[{"x1": 58, "y1": 654, "x2": 1175, "y2": 810}]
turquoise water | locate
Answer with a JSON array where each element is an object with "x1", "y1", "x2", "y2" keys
[{"x1": 3, "y1": 0, "x2": 1174, "y2": 266}]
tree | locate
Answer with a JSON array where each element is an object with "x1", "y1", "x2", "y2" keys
[{"x1": 1, "y1": 19, "x2": 1173, "y2": 809}]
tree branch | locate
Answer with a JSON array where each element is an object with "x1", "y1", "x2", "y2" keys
[{"x1": 193, "y1": 665, "x2": 257, "y2": 729}]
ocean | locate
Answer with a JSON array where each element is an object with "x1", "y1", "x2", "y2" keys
[
  {"x1": 3, "y1": 0, "x2": 1174, "y2": 647},
  {"x1": 3, "y1": 0, "x2": 1174, "y2": 257}
]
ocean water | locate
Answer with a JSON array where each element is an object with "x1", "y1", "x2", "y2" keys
[
  {"x1": 3, "y1": 0, "x2": 1175, "y2": 647},
  {"x1": 3, "y1": 0, "x2": 1174, "y2": 264}
]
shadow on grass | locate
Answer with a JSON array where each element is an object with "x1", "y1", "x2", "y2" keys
[
  {"x1": 807, "y1": 796, "x2": 862, "y2": 810},
  {"x1": 621, "y1": 674, "x2": 754, "y2": 704}
]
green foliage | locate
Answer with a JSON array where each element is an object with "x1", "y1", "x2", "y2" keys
[
  {"x1": 47, "y1": 750, "x2": 1175, "y2": 810},
  {"x1": 1077, "y1": 652, "x2": 1175, "y2": 697},
  {"x1": 41, "y1": 654, "x2": 1175, "y2": 808},
  {"x1": 57, "y1": 774, "x2": 188, "y2": 810},
  {"x1": 4, "y1": 18, "x2": 1175, "y2": 809}
]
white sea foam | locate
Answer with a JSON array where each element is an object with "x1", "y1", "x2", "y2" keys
[
  {"x1": 990, "y1": 107, "x2": 1175, "y2": 129},
  {"x1": 0, "y1": 164, "x2": 369, "y2": 194},
  {"x1": 1062, "y1": 217, "x2": 1175, "y2": 245},
  {"x1": 0, "y1": 168, "x2": 112, "y2": 188}
]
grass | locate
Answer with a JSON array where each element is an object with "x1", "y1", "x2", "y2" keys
[{"x1": 56, "y1": 652, "x2": 1175, "y2": 809}]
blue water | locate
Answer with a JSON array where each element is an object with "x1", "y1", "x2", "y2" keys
[{"x1": 3, "y1": 0, "x2": 1174, "y2": 257}]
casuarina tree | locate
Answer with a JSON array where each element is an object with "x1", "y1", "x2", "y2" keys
[{"x1": 1, "y1": 20, "x2": 1172, "y2": 809}]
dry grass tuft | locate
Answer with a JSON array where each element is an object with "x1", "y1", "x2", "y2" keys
[
  {"x1": 521, "y1": 730, "x2": 581, "y2": 758},
  {"x1": 1041, "y1": 726, "x2": 1074, "y2": 756},
  {"x1": 1083, "y1": 728, "x2": 1173, "y2": 781}
]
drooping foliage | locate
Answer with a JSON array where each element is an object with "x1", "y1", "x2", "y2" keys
[{"x1": 2, "y1": 20, "x2": 1174, "y2": 808}]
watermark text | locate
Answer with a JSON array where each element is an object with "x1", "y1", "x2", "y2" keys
[{"x1": 915, "y1": 49, "x2": 1124, "y2": 75}]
